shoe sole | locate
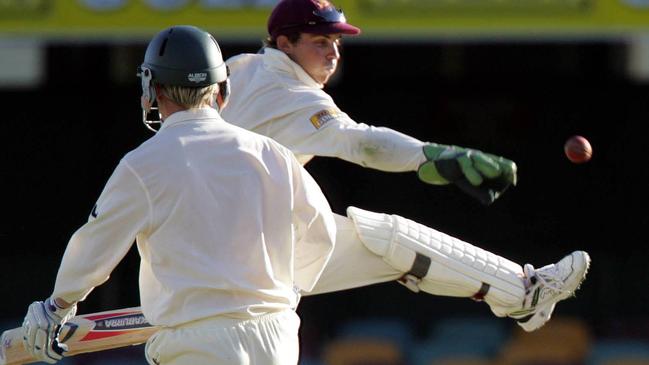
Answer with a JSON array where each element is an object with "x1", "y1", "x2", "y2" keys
[{"x1": 565, "y1": 250, "x2": 591, "y2": 296}]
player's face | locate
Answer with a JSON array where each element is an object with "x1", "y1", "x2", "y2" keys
[{"x1": 286, "y1": 33, "x2": 342, "y2": 84}]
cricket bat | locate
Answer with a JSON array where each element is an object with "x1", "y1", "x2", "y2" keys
[{"x1": 0, "y1": 307, "x2": 157, "y2": 365}]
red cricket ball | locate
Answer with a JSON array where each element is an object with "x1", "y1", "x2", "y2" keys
[{"x1": 564, "y1": 135, "x2": 592, "y2": 163}]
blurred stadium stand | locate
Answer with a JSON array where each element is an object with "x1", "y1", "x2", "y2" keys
[
  {"x1": 586, "y1": 339, "x2": 649, "y2": 365},
  {"x1": 495, "y1": 317, "x2": 592, "y2": 365}
]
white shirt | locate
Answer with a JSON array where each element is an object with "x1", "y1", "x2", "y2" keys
[
  {"x1": 52, "y1": 108, "x2": 336, "y2": 326},
  {"x1": 222, "y1": 47, "x2": 427, "y2": 171}
]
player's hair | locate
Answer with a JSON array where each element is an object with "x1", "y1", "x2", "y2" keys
[
  {"x1": 263, "y1": 32, "x2": 301, "y2": 48},
  {"x1": 158, "y1": 83, "x2": 219, "y2": 109}
]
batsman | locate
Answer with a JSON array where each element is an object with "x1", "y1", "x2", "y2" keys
[
  {"x1": 21, "y1": 25, "x2": 337, "y2": 364},
  {"x1": 219, "y1": 0, "x2": 591, "y2": 334}
]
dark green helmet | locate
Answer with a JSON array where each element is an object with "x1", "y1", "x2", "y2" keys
[{"x1": 141, "y1": 25, "x2": 228, "y2": 87}]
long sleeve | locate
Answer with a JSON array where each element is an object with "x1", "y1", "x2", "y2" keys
[
  {"x1": 297, "y1": 116, "x2": 427, "y2": 171},
  {"x1": 52, "y1": 160, "x2": 150, "y2": 304}
]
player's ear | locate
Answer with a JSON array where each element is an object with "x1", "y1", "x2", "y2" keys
[
  {"x1": 153, "y1": 84, "x2": 165, "y2": 102},
  {"x1": 215, "y1": 78, "x2": 230, "y2": 112},
  {"x1": 276, "y1": 35, "x2": 292, "y2": 54}
]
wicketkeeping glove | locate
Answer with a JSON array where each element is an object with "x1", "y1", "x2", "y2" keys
[
  {"x1": 417, "y1": 143, "x2": 517, "y2": 205},
  {"x1": 22, "y1": 297, "x2": 77, "y2": 364}
]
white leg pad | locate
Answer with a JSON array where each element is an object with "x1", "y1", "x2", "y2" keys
[{"x1": 346, "y1": 206, "x2": 525, "y2": 316}]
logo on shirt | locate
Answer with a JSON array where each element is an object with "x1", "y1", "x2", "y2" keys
[
  {"x1": 309, "y1": 108, "x2": 342, "y2": 129},
  {"x1": 187, "y1": 73, "x2": 207, "y2": 83}
]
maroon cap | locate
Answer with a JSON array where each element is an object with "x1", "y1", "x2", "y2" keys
[{"x1": 268, "y1": 0, "x2": 361, "y2": 40}]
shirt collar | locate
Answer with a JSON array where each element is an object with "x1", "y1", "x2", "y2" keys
[
  {"x1": 159, "y1": 107, "x2": 222, "y2": 131},
  {"x1": 262, "y1": 47, "x2": 323, "y2": 89}
]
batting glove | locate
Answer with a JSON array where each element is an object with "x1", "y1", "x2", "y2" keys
[
  {"x1": 417, "y1": 143, "x2": 517, "y2": 205},
  {"x1": 22, "y1": 297, "x2": 77, "y2": 364}
]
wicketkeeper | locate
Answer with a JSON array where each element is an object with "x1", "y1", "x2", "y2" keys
[{"x1": 219, "y1": 0, "x2": 591, "y2": 333}]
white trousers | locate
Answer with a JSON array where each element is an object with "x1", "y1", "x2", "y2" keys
[
  {"x1": 306, "y1": 213, "x2": 401, "y2": 295},
  {"x1": 145, "y1": 310, "x2": 300, "y2": 365}
]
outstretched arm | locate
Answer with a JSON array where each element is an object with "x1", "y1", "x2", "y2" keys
[
  {"x1": 310, "y1": 120, "x2": 427, "y2": 172},
  {"x1": 289, "y1": 113, "x2": 516, "y2": 204}
]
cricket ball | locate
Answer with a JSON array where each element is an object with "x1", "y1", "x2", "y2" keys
[{"x1": 564, "y1": 135, "x2": 592, "y2": 163}]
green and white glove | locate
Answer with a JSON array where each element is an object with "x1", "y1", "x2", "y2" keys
[{"x1": 417, "y1": 143, "x2": 517, "y2": 205}]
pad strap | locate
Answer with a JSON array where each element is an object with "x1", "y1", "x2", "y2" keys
[
  {"x1": 401, "y1": 253, "x2": 490, "y2": 300},
  {"x1": 408, "y1": 253, "x2": 431, "y2": 279},
  {"x1": 472, "y1": 283, "x2": 491, "y2": 302},
  {"x1": 398, "y1": 253, "x2": 431, "y2": 293}
]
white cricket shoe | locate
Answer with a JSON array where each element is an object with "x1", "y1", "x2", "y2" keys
[{"x1": 508, "y1": 250, "x2": 591, "y2": 332}]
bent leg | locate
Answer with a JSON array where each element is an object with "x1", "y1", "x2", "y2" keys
[
  {"x1": 306, "y1": 210, "x2": 525, "y2": 317},
  {"x1": 344, "y1": 206, "x2": 526, "y2": 315},
  {"x1": 306, "y1": 207, "x2": 589, "y2": 333},
  {"x1": 305, "y1": 213, "x2": 402, "y2": 296}
]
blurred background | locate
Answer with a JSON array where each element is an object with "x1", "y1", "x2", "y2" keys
[{"x1": 1, "y1": 1, "x2": 649, "y2": 364}]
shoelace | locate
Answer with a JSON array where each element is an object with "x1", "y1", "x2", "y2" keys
[{"x1": 524, "y1": 263, "x2": 572, "y2": 296}]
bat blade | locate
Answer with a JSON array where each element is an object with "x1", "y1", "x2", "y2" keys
[{"x1": 1, "y1": 307, "x2": 157, "y2": 365}]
